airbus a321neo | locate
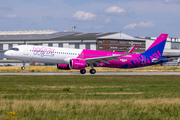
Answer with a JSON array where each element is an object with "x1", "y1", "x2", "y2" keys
[{"x1": 4, "y1": 33, "x2": 169, "y2": 74}]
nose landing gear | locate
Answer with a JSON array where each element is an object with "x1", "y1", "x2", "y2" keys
[
  {"x1": 21, "y1": 61, "x2": 25, "y2": 70},
  {"x1": 21, "y1": 66, "x2": 25, "y2": 70}
]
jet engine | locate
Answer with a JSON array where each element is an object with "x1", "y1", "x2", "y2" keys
[
  {"x1": 69, "y1": 59, "x2": 86, "y2": 70},
  {"x1": 56, "y1": 64, "x2": 71, "y2": 70}
]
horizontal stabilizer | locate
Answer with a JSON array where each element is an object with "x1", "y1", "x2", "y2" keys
[{"x1": 152, "y1": 58, "x2": 169, "y2": 63}]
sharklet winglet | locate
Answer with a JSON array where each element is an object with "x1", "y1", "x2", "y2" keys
[{"x1": 128, "y1": 44, "x2": 136, "y2": 53}]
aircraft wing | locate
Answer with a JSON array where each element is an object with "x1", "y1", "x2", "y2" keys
[{"x1": 81, "y1": 53, "x2": 130, "y2": 66}]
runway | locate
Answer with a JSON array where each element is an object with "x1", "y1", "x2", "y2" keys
[{"x1": 0, "y1": 72, "x2": 180, "y2": 75}]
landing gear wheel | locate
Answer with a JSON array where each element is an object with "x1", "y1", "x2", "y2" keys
[
  {"x1": 80, "y1": 69, "x2": 86, "y2": 74},
  {"x1": 21, "y1": 66, "x2": 25, "y2": 70},
  {"x1": 90, "y1": 69, "x2": 96, "y2": 74}
]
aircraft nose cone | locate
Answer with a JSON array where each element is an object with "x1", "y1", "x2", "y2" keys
[{"x1": 4, "y1": 51, "x2": 10, "y2": 57}]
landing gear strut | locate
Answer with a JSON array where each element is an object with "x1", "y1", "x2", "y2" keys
[
  {"x1": 80, "y1": 69, "x2": 86, "y2": 74},
  {"x1": 21, "y1": 61, "x2": 25, "y2": 70},
  {"x1": 89, "y1": 64, "x2": 96, "y2": 74}
]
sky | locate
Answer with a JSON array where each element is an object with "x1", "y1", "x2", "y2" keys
[{"x1": 0, "y1": 0, "x2": 180, "y2": 38}]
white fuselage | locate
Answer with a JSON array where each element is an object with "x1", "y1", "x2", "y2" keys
[{"x1": 5, "y1": 45, "x2": 82, "y2": 64}]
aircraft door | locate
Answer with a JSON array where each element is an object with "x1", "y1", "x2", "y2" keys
[{"x1": 23, "y1": 46, "x2": 29, "y2": 55}]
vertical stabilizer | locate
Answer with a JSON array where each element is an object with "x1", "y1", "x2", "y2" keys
[{"x1": 144, "y1": 34, "x2": 168, "y2": 57}]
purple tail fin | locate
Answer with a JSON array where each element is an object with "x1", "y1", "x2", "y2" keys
[{"x1": 144, "y1": 34, "x2": 168, "y2": 57}]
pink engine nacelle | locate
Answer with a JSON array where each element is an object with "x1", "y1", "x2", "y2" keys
[
  {"x1": 70, "y1": 59, "x2": 86, "y2": 70},
  {"x1": 56, "y1": 64, "x2": 71, "y2": 70}
]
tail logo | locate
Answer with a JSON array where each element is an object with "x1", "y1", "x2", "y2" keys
[{"x1": 127, "y1": 50, "x2": 162, "y2": 68}]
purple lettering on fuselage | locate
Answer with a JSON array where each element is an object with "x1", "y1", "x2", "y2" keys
[
  {"x1": 127, "y1": 50, "x2": 161, "y2": 68},
  {"x1": 33, "y1": 47, "x2": 55, "y2": 57}
]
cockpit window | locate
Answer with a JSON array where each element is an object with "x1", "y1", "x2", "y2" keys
[{"x1": 10, "y1": 48, "x2": 19, "y2": 51}]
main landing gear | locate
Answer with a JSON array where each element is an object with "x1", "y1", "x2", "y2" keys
[
  {"x1": 21, "y1": 61, "x2": 25, "y2": 70},
  {"x1": 89, "y1": 64, "x2": 96, "y2": 74},
  {"x1": 80, "y1": 69, "x2": 86, "y2": 74},
  {"x1": 80, "y1": 64, "x2": 96, "y2": 74},
  {"x1": 90, "y1": 69, "x2": 96, "y2": 74}
]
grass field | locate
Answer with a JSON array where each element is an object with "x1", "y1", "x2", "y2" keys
[
  {"x1": 0, "y1": 75, "x2": 180, "y2": 119},
  {"x1": 1, "y1": 66, "x2": 180, "y2": 73}
]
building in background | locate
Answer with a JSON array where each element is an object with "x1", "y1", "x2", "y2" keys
[
  {"x1": 97, "y1": 32, "x2": 146, "y2": 53},
  {"x1": 0, "y1": 30, "x2": 180, "y2": 66}
]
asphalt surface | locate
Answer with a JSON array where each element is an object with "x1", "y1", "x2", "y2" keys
[{"x1": 0, "y1": 72, "x2": 180, "y2": 75}]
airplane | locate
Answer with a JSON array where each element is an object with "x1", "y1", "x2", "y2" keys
[{"x1": 4, "y1": 33, "x2": 169, "y2": 74}]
